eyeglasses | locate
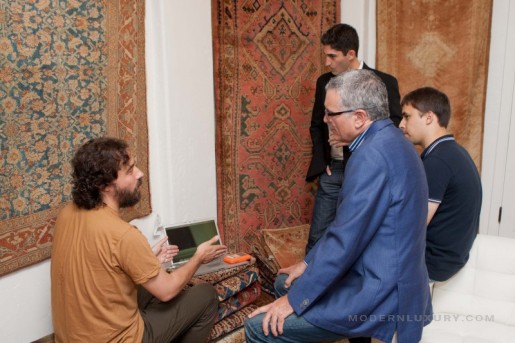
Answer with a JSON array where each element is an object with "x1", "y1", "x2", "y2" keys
[{"x1": 324, "y1": 107, "x2": 375, "y2": 117}]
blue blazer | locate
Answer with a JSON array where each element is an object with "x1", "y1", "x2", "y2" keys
[{"x1": 288, "y1": 119, "x2": 432, "y2": 343}]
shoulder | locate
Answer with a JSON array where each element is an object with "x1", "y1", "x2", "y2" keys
[
  {"x1": 356, "y1": 123, "x2": 411, "y2": 163},
  {"x1": 119, "y1": 225, "x2": 151, "y2": 247},
  {"x1": 57, "y1": 202, "x2": 76, "y2": 218},
  {"x1": 364, "y1": 123, "x2": 423, "y2": 174},
  {"x1": 316, "y1": 72, "x2": 333, "y2": 85},
  {"x1": 423, "y1": 142, "x2": 460, "y2": 174},
  {"x1": 373, "y1": 69, "x2": 398, "y2": 86},
  {"x1": 364, "y1": 63, "x2": 398, "y2": 85},
  {"x1": 83, "y1": 206, "x2": 136, "y2": 237},
  {"x1": 427, "y1": 140, "x2": 467, "y2": 161},
  {"x1": 426, "y1": 140, "x2": 477, "y2": 171}
]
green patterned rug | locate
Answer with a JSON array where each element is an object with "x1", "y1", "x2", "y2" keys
[{"x1": 0, "y1": 0, "x2": 151, "y2": 276}]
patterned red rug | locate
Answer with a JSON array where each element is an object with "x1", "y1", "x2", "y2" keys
[
  {"x1": 0, "y1": 0, "x2": 150, "y2": 276},
  {"x1": 212, "y1": 0, "x2": 339, "y2": 252}
]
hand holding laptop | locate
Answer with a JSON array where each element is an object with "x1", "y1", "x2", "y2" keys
[{"x1": 194, "y1": 235, "x2": 227, "y2": 264}]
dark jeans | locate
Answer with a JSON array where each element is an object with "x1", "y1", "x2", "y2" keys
[
  {"x1": 138, "y1": 283, "x2": 218, "y2": 343},
  {"x1": 306, "y1": 159, "x2": 345, "y2": 254}
]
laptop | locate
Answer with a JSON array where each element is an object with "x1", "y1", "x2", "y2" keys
[
  {"x1": 164, "y1": 219, "x2": 220, "y2": 266},
  {"x1": 164, "y1": 219, "x2": 249, "y2": 275}
]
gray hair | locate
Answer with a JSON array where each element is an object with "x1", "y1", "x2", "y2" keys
[{"x1": 326, "y1": 69, "x2": 389, "y2": 121}]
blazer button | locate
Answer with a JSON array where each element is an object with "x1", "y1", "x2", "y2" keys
[{"x1": 301, "y1": 299, "x2": 310, "y2": 308}]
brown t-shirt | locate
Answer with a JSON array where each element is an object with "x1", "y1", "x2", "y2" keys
[{"x1": 51, "y1": 203, "x2": 161, "y2": 342}]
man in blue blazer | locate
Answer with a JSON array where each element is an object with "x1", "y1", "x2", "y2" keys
[{"x1": 245, "y1": 70, "x2": 432, "y2": 343}]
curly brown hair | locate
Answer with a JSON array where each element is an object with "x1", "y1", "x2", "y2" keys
[{"x1": 71, "y1": 137, "x2": 130, "y2": 209}]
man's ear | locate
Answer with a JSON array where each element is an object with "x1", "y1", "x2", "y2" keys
[
  {"x1": 426, "y1": 111, "x2": 436, "y2": 125},
  {"x1": 102, "y1": 184, "x2": 114, "y2": 195},
  {"x1": 345, "y1": 49, "x2": 357, "y2": 60},
  {"x1": 354, "y1": 110, "x2": 368, "y2": 129}
]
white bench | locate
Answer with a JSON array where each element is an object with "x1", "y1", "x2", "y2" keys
[{"x1": 421, "y1": 234, "x2": 515, "y2": 342}]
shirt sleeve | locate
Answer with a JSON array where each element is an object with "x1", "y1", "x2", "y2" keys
[
  {"x1": 423, "y1": 156, "x2": 451, "y2": 203},
  {"x1": 116, "y1": 227, "x2": 161, "y2": 284}
]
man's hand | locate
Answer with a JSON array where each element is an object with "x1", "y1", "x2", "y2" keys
[
  {"x1": 278, "y1": 261, "x2": 307, "y2": 288},
  {"x1": 248, "y1": 296, "x2": 294, "y2": 337},
  {"x1": 328, "y1": 126, "x2": 345, "y2": 148},
  {"x1": 194, "y1": 235, "x2": 227, "y2": 263},
  {"x1": 152, "y1": 237, "x2": 179, "y2": 264}
]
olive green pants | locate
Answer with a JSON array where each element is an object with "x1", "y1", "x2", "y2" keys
[{"x1": 139, "y1": 283, "x2": 218, "y2": 343}]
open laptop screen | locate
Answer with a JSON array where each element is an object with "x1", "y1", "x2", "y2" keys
[{"x1": 165, "y1": 219, "x2": 219, "y2": 263}]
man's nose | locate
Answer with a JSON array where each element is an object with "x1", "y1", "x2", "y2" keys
[
  {"x1": 323, "y1": 114, "x2": 329, "y2": 123},
  {"x1": 325, "y1": 57, "x2": 331, "y2": 66},
  {"x1": 135, "y1": 166, "x2": 144, "y2": 178}
]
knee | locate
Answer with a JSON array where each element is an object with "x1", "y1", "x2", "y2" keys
[
  {"x1": 192, "y1": 283, "x2": 218, "y2": 311},
  {"x1": 244, "y1": 314, "x2": 265, "y2": 343}
]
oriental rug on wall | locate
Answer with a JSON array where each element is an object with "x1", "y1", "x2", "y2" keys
[
  {"x1": 212, "y1": 0, "x2": 339, "y2": 252},
  {"x1": 0, "y1": 0, "x2": 150, "y2": 276},
  {"x1": 376, "y1": 0, "x2": 492, "y2": 169}
]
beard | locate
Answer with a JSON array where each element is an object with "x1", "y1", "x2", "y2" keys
[{"x1": 115, "y1": 179, "x2": 142, "y2": 208}]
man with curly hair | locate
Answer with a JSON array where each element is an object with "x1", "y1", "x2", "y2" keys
[{"x1": 51, "y1": 137, "x2": 227, "y2": 342}]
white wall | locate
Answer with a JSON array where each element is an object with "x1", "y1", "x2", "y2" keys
[
  {"x1": 131, "y1": 0, "x2": 218, "y2": 236},
  {"x1": 479, "y1": 0, "x2": 515, "y2": 236},
  {"x1": 0, "y1": 0, "x2": 508, "y2": 341},
  {"x1": 341, "y1": 0, "x2": 377, "y2": 67}
]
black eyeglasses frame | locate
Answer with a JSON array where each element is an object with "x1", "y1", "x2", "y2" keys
[{"x1": 324, "y1": 107, "x2": 375, "y2": 117}]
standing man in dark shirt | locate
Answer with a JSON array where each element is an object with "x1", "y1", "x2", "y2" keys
[
  {"x1": 400, "y1": 87, "x2": 482, "y2": 281},
  {"x1": 306, "y1": 24, "x2": 403, "y2": 253}
]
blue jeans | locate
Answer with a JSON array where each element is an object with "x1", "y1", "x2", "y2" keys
[
  {"x1": 244, "y1": 274, "x2": 347, "y2": 343},
  {"x1": 245, "y1": 274, "x2": 345, "y2": 343},
  {"x1": 306, "y1": 160, "x2": 345, "y2": 254},
  {"x1": 273, "y1": 273, "x2": 290, "y2": 297},
  {"x1": 245, "y1": 313, "x2": 347, "y2": 343}
]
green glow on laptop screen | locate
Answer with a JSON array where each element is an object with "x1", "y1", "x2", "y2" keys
[{"x1": 165, "y1": 220, "x2": 219, "y2": 263}]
